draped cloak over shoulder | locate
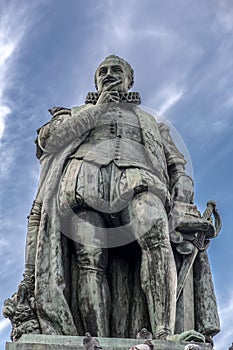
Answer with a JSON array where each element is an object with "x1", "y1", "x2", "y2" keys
[{"x1": 30, "y1": 104, "x2": 219, "y2": 336}]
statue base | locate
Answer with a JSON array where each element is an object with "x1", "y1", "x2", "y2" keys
[{"x1": 5, "y1": 335, "x2": 212, "y2": 350}]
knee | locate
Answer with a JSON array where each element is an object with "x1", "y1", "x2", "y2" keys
[
  {"x1": 130, "y1": 192, "x2": 168, "y2": 227},
  {"x1": 71, "y1": 210, "x2": 107, "y2": 272},
  {"x1": 128, "y1": 192, "x2": 169, "y2": 246},
  {"x1": 74, "y1": 243, "x2": 108, "y2": 274},
  {"x1": 144, "y1": 217, "x2": 169, "y2": 245},
  {"x1": 70, "y1": 209, "x2": 107, "y2": 247},
  {"x1": 71, "y1": 209, "x2": 105, "y2": 228}
]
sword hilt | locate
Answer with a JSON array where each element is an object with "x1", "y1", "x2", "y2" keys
[
  {"x1": 202, "y1": 200, "x2": 221, "y2": 237},
  {"x1": 202, "y1": 200, "x2": 216, "y2": 220},
  {"x1": 176, "y1": 200, "x2": 221, "y2": 301}
]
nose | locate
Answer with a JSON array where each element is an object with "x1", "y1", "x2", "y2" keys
[{"x1": 106, "y1": 68, "x2": 112, "y2": 76}]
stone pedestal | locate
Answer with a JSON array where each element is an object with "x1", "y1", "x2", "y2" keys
[{"x1": 6, "y1": 335, "x2": 212, "y2": 350}]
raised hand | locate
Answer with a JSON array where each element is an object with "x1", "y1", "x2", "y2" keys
[{"x1": 96, "y1": 79, "x2": 122, "y2": 105}]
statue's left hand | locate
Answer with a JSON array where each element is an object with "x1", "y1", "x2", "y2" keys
[
  {"x1": 3, "y1": 295, "x2": 17, "y2": 319},
  {"x1": 171, "y1": 175, "x2": 193, "y2": 203}
]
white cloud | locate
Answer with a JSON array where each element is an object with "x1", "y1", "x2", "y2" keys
[
  {"x1": 214, "y1": 292, "x2": 233, "y2": 350},
  {"x1": 93, "y1": 0, "x2": 169, "y2": 52},
  {"x1": 0, "y1": 319, "x2": 10, "y2": 333},
  {"x1": 215, "y1": 0, "x2": 233, "y2": 33},
  {"x1": 0, "y1": 145, "x2": 14, "y2": 179},
  {"x1": 0, "y1": 2, "x2": 45, "y2": 181},
  {"x1": 0, "y1": 39, "x2": 15, "y2": 68},
  {"x1": 0, "y1": 2, "x2": 42, "y2": 143},
  {"x1": 145, "y1": 86, "x2": 185, "y2": 116},
  {"x1": 0, "y1": 106, "x2": 11, "y2": 140},
  {"x1": 0, "y1": 237, "x2": 8, "y2": 249},
  {"x1": 0, "y1": 13, "x2": 21, "y2": 142},
  {"x1": 157, "y1": 88, "x2": 184, "y2": 115},
  {"x1": 111, "y1": 19, "x2": 167, "y2": 43},
  {"x1": 224, "y1": 95, "x2": 233, "y2": 108}
]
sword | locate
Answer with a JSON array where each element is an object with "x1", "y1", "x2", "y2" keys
[{"x1": 176, "y1": 200, "x2": 221, "y2": 301}]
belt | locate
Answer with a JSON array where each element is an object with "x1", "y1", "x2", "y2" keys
[{"x1": 86, "y1": 124, "x2": 143, "y2": 144}]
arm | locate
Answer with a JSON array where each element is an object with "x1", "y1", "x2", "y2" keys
[
  {"x1": 159, "y1": 122, "x2": 194, "y2": 204},
  {"x1": 38, "y1": 79, "x2": 123, "y2": 155},
  {"x1": 37, "y1": 105, "x2": 100, "y2": 154}
]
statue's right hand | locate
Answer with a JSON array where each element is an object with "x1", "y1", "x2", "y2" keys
[{"x1": 96, "y1": 80, "x2": 122, "y2": 106}]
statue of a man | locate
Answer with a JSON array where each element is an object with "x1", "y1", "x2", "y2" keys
[{"x1": 4, "y1": 55, "x2": 220, "y2": 343}]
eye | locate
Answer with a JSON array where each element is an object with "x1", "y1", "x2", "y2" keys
[
  {"x1": 112, "y1": 66, "x2": 123, "y2": 73},
  {"x1": 98, "y1": 67, "x2": 107, "y2": 76}
]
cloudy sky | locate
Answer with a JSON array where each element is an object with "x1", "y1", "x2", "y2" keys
[{"x1": 0, "y1": 0, "x2": 232, "y2": 349}]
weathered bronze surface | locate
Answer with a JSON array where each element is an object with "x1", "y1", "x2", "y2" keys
[{"x1": 3, "y1": 55, "x2": 221, "y2": 346}]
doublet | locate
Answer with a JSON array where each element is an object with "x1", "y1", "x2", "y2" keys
[
  {"x1": 70, "y1": 105, "x2": 152, "y2": 170},
  {"x1": 58, "y1": 105, "x2": 169, "y2": 213}
]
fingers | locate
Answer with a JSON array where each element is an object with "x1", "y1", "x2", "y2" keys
[
  {"x1": 96, "y1": 90, "x2": 120, "y2": 105},
  {"x1": 96, "y1": 79, "x2": 122, "y2": 106},
  {"x1": 171, "y1": 184, "x2": 186, "y2": 202},
  {"x1": 171, "y1": 175, "x2": 194, "y2": 203},
  {"x1": 104, "y1": 79, "x2": 122, "y2": 92},
  {"x1": 172, "y1": 186, "x2": 193, "y2": 203},
  {"x1": 104, "y1": 91, "x2": 119, "y2": 102}
]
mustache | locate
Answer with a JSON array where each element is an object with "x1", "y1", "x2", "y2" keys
[{"x1": 102, "y1": 76, "x2": 118, "y2": 84}]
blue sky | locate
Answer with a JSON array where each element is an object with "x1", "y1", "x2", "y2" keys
[{"x1": 0, "y1": 0, "x2": 232, "y2": 349}]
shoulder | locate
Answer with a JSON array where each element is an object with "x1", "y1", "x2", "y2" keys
[
  {"x1": 134, "y1": 106, "x2": 158, "y2": 124},
  {"x1": 37, "y1": 107, "x2": 71, "y2": 134},
  {"x1": 48, "y1": 106, "x2": 71, "y2": 119},
  {"x1": 35, "y1": 106, "x2": 72, "y2": 159},
  {"x1": 46, "y1": 104, "x2": 90, "y2": 121},
  {"x1": 158, "y1": 122, "x2": 170, "y2": 135},
  {"x1": 71, "y1": 104, "x2": 94, "y2": 116}
]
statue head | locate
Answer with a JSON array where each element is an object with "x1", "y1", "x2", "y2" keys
[{"x1": 94, "y1": 55, "x2": 134, "y2": 93}]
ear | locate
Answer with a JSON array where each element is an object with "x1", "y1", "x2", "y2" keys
[
  {"x1": 128, "y1": 76, "x2": 134, "y2": 90},
  {"x1": 128, "y1": 81, "x2": 133, "y2": 90}
]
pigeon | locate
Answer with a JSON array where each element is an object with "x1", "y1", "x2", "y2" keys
[
  {"x1": 83, "y1": 332, "x2": 102, "y2": 350},
  {"x1": 184, "y1": 344, "x2": 201, "y2": 350},
  {"x1": 136, "y1": 328, "x2": 153, "y2": 340},
  {"x1": 129, "y1": 340, "x2": 154, "y2": 350}
]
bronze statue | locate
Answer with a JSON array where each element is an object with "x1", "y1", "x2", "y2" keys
[{"x1": 3, "y1": 55, "x2": 221, "y2": 344}]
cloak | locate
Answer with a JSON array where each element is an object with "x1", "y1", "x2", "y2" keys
[{"x1": 24, "y1": 104, "x2": 219, "y2": 337}]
